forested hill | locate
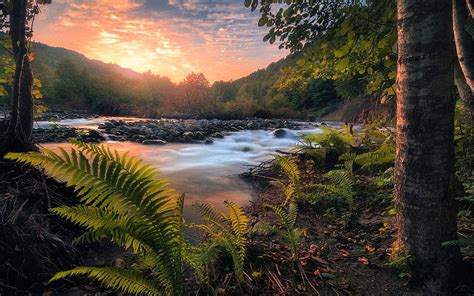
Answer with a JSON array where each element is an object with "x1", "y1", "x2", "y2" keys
[
  {"x1": 32, "y1": 43, "x2": 142, "y2": 79},
  {"x1": 1, "y1": 40, "x2": 346, "y2": 118}
]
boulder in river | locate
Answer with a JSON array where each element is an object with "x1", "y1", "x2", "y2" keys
[
  {"x1": 272, "y1": 128, "x2": 287, "y2": 138},
  {"x1": 241, "y1": 147, "x2": 252, "y2": 152},
  {"x1": 142, "y1": 139, "x2": 167, "y2": 145}
]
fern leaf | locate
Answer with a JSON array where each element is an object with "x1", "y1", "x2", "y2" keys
[{"x1": 50, "y1": 267, "x2": 162, "y2": 296}]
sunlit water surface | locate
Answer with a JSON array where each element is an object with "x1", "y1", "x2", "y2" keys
[{"x1": 39, "y1": 117, "x2": 331, "y2": 228}]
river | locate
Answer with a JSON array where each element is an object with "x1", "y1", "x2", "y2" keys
[{"x1": 37, "y1": 117, "x2": 329, "y2": 227}]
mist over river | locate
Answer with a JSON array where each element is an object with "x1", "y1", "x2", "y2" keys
[{"x1": 38, "y1": 117, "x2": 333, "y2": 228}]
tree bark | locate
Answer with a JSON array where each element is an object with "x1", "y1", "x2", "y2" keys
[
  {"x1": 395, "y1": 0, "x2": 461, "y2": 289},
  {"x1": 1, "y1": 0, "x2": 34, "y2": 154},
  {"x1": 466, "y1": 0, "x2": 473, "y2": 17},
  {"x1": 454, "y1": 60, "x2": 474, "y2": 121},
  {"x1": 453, "y1": 0, "x2": 474, "y2": 94}
]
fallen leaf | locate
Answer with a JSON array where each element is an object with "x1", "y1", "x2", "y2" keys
[
  {"x1": 365, "y1": 245, "x2": 376, "y2": 253},
  {"x1": 358, "y1": 256, "x2": 370, "y2": 265},
  {"x1": 340, "y1": 250, "x2": 350, "y2": 257}
]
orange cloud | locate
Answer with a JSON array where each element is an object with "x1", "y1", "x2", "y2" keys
[{"x1": 34, "y1": 0, "x2": 287, "y2": 82}]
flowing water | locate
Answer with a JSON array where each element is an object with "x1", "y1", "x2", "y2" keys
[{"x1": 38, "y1": 117, "x2": 330, "y2": 226}]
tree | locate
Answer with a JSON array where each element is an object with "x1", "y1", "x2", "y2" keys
[
  {"x1": 1, "y1": 0, "x2": 34, "y2": 153},
  {"x1": 53, "y1": 58, "x2": 88, "y2": 106},
  {"x1": 248, "y1": 0, "x2": 473, "y2": 116},
  {"x1": 453, "y1": 0, "x2": 474, "y2": 120},
  {"x1": 0, "y1": 0, "x2": 49, "y2": 154},
  {"x1": 177, "y1": 72, "x2": 213, "y2": 114},
  {"x1": 394, "y1": 0, "x2": 461, "y2": 287},
  {"x1": 247, "y1": 0, "x2": 466, "y2": 286}
]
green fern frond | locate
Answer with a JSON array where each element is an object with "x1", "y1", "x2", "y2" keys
[
  {"x1": 262, "y1": 203, "x2": 290, "y2": 227},
  {"x1": 50, "y1": 267, "x2": 162, "y2": 296},
  {"x1": 275, "y1": 156, "x2": 300, "y2": 184},
  {"x1": 261, "y1": 202, "x2": 303, "y2": 260},
  {"x1": 307, "y1": 169, "x2": 355, "y2": 205},
  {"x1": 6, "y1": 142, "x2": 184, "y2": 295},
  {"x1": 274, "y1": 156, "x2": 302, "y2": 203},
  {"x1": 355, "y1": 142, "x2": 395, "y2": 172},
  {"x1": 193, "y1": 201, "x2": 249, "y2": 281}
]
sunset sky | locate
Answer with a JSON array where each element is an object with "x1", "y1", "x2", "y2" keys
[{"x1": 34, "y1": 0, "x2": 288, "y2": 82}]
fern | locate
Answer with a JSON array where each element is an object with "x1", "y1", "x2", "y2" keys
[
  {"x1": 272, "y1": 156, "x2": 302, "y2": 203},
  {"x1": 192, "y1": 201, "x2": 249, "y2": 281},
  {"x1": 306, "y1": 169, "x2": 355, "y2": 206},
  {"x1": 339, "y1": 152, "x2": 357, "y2": 173},
  {"x1": 254, "y1": 203, "x2": 304, "y2": 261},
  {"x1": 6, "y1": 141, "x2": 185, "y2": 295},
  {"x1": 355, "y1": 142, "x2": 395, "y2": 172},
  {"x1": 50, "y1": 267, "x2": 161, "y2": 296}
]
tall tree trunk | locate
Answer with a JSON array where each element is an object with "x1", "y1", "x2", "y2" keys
[
  {"x1": 395, "y1": 0, "x2": 461, "y2": 289},
  {"x1": 453, "y1": 0, "x2": 474, "y2": 93},
  {"x1": 454, "y1": 60, "x2": 474, "y2": 121},
  {"x1": 1, "y1": 0, "x2": 34, "y2": 154}
]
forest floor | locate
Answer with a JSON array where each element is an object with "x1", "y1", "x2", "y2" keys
[
  {"x1": 0, "y1": 161, "x2": 84, "y2": 295},
  {"x1": 0, "y1": 152, "x2": 473, "y2": 295},
  {"x1": 231, "y1": 155, "x2": 474, "y2": 296}
]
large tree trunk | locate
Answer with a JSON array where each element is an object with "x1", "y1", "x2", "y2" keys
[
  {"x1": 1, "y1": 0, "x2": 34, "y2": 154},
  {"x1": 453, "y1": 0, "x2": 474, "y2": 93},
  {"x1": 395, "y1": 0, "x2": 461, "y2": 289}
]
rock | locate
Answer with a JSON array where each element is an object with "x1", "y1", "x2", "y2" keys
[
  {"x1": 320, "y1": 122, "x2": 327, "y2": 126},
  {"x1": 212, "y1": 132, "x2": 224, "y2": 139},
  {"x1": 182, "y1": 131, "x2": 195, "y2": 142},
  {"x1": 272, "y1": 128, "x2": 287, "y2": 138},
  {"x1": 241, "y1": 147, "x2": 252, "y2": 152},
  {"x1": 204, "y1": 138, "x2": 213, "y2": 144},
  {"x1": 109, "y1": 135, "x2": 126, "y2": 141},
  {"x1": 194, "y1": 131, "x2": 206, "y2": 140},
  {"x1": 142, "y1": 139, "x2": 167, "y2": 145},
  {"x1": 87, "y1": 130, "x2": 105, "y2": 142}
]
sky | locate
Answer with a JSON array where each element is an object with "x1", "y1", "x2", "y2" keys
[{"x1": 34, "y1": 0, "x2": 288, "y2": 82}]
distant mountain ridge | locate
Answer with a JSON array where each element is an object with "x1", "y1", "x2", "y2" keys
[{"x1": 32, "y1": 42, "x2": 142, "y2": 79}]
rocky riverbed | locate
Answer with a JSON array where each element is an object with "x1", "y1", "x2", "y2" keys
[
  {"x1": 97, "y1": 118, "x2": 308, "y2": 144},
  {"x1": 32, "y1": 127, "x2": 105, "y2": 143},
  {"x1": 30, "y1": 117, "x2": 325, "y2": 144}
]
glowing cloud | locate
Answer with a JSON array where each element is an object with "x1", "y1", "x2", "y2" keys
[{"x1": 34, "y1": 0, "x2": 287, "y2": 82}]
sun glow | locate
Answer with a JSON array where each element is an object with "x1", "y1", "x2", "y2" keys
[{"x1": 34, "y1": 0, "x2": 287, "y2": 82}]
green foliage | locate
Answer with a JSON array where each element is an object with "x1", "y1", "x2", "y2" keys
[
  {"x1": 192, "y1": 201, "x2": 249, "y2": 282},
  {"x1": 306, "y1": 169, "x2": 355, "y2": 207},
  {"x1": 6, "y1": 141, "x2": 186, "y2": 295},
  {"x1": 449, "y1": 109, "x2": 474, "y2": 254},
  {"x1": 0, "y1": 36, "x2": 14, "y2": 103},
  {"x1": 254, "y1": 203, "x2": 304, "y2": 261},
  {"x1": 296, "y1": 127, "x2": 352, "y2": 164},
  {"x1": 272, "y1": 155, "x2": 302, "y2": 203},
  {"x1": 13, "y1": 41, "x2": 342, "y2": 118},
  {"x1": 50, "y1": 267, "x2": 161, "y2": 296},
  {"x1": 354, "y1": 142, "x2": 395, "y2": 173},
  {"x1": 248, "y1": 0, "x2": 397, "y2": 100}
]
